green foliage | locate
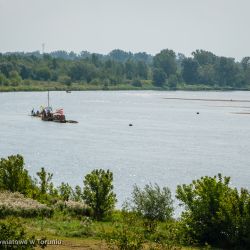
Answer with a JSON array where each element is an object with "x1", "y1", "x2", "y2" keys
[
  {"x1": 35, "y1": 67, "x2": 51, "y2": 81},
  {"x1": 168, "y1": 74, "x2": 178, "y2": 89},
  {"x1": 102, "y1": 210, "x2": 144, "y2": 250},
  {"x1": 148, "y1": 220, "x2": 182, "y2": 250},
  {"x1": 176, "y1": 173, "x2": 250, "y2": 248},
  {"x1": 54, "y1": 200, "x2": 92, "y2": 217},
  {"x1": 36, "y1": 167, "x2": 53, "y2": 195},
  {"x1": 66, "y1": 217, "x2": 93, "y2": 237},
  {"x1": 58, "y1": 75, "x2": 71, "y2": 85},
  {"x1": 181, "y1": 58, "x2": 199, "y2": 84},
  {"x1": 0, "y1": 155, "x2": 35, "y2": 196},
  {"x1": 0, "y1": 48, "x2": 249, "y2": 90},
  {"x1": 153, "y1": 49, "x2": 177, "y2": 76},
  {"x1": 72, "y1": 185, "x2": 83, "y2": 202},
  {"x1": 131, "y1": 79, "x2": 142, "y2": 87},
  {"x1": 128, "y1": 184, "x2": 173, "y2": 222},
  {"x1": 0, "y1": 73, "x2": 9, "y2": 86},
  {"x1": 58, "y1": 182, "x2": 73, "y2": 201},
  {"x1": 0, "y1": 217, "x2": 38, "y2": 249},
  {"x1": 9, "y1": 70, "x2": 22, "y2": 86},
  {"x1": 35, "y1": 167, "x2": 58, "y2": 204},
  {"x1": 153, "y1": 68, "x2": 166, "y2": 87},
  {"x1": 83, "y1": 169, "x2": 117, "y2": 220},
  {"x1": 33, "y1": 215, "x2": 93, "y2": 238}
]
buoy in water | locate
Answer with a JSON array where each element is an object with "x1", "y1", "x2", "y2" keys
[
  {"x1": 129, "y1": 123, "x2": 133, "y2": 126},
  {"x1": 196, "y1": 112, "x2": 199, "y2": 114}
]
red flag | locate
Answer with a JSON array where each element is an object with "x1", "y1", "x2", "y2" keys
[{"x1": 54, "y1": 108, "x2": 64, "y2": 115}]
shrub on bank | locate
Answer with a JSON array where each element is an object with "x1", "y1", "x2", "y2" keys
[
  {"x1": 83, "y1": 169, "x2": 117, "y2": 220},
  {"x1": 0, "y1": 217, "x2": 40, "y2": 249},
  {"x1": 128, "y1": 183, "x2": 174, "y2": 222},
  {"x1": 0, "y1": 155, "x2": 36, "y2": 196},
  {"x1": 55, "y1": 200, "x2": 92, "y2": 217},
  {"x1": 0, "y1": 191, "x2": 53, "y2": 218},
  {"x1": 176, "y1": 173, "x2": 250, "y2": 249}
]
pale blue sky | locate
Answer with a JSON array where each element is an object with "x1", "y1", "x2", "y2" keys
[{"x1": 0, "y1": 0, "x2": 249, "y2": 60}]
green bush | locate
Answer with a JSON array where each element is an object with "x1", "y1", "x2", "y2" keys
[
  {"x1": 0, "y1": 217, "x2": 42, "y2": 249},
  {"x1": 83, "y1": 169, "x2": 117, "y2": 220},
  {"x1": 34, "y1": 167, "x2": 59, "y2": 204},
  {"x1": 176, "y1": 173, "x2": 250, "y2": 248},
  {"x1": 58, "y1": 182, "x2": 73, "y2": 201},
  {"x1": 54, "y1": 200, "x2": 92, "y2": 217},
  {"x1": 149, "y1": 221, "x2": 182, "y2": 250},
  {"x1": 0, "y1": 155, "x2": 35, "y2": 196},
  {"x1": 131, "y1": 79, "x2": 142, "y2": 87},
  {"x1": 102, "y1": 210, "x2": 144, "y2": 250},
  {"x1": 128, "y1": 184, "x2": 173, "y2": 222}
]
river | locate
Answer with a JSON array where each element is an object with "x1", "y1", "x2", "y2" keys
[{"x1": 0, "y1": 91, "x2": 250, "y2": 208}]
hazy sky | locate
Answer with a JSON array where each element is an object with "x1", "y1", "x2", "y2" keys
[{"x1": 0, "y1": 0, "x2": 249, "y2": 60}]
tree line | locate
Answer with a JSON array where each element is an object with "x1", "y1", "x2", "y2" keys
[{"x1": 0, "y1": 49, "x2": 250, "y2": 89}]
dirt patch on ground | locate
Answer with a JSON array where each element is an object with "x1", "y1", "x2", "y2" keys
[{"x1": 36, "y1": 239, "x2": 107, "y2": 250}]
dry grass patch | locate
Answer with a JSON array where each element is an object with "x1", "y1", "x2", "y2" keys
[{"x1": 0, "y1": 191, "x2": 53, "y2": 217}]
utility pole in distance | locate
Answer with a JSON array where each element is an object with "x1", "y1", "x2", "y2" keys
[{"x1": 42, "y1": 43, "x2": 45, "y2": 54}]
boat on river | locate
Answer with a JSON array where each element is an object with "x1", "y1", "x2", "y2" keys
[{"x1": 30, "y1": 91, "x2": 78, "y2": 123}]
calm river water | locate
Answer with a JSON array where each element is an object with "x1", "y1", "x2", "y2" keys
[{"x1": 0, "y1": 91, "x2": 250, "y2": 208}]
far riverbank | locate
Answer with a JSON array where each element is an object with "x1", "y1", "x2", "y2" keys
[{"x1": 0, "y1": 81, "x2": 249, "y2": 92}]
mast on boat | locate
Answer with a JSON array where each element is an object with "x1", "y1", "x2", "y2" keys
[{"x1": 48, "y1": 90, "x2": 50, "y2": 107}]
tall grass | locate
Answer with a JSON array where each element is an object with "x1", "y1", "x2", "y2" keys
[{"x1": 0, "y1": 191, "x2": 53, "y2": 218}]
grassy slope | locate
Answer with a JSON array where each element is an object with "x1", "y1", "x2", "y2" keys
[{"x1": 0, "y1": 214, "x2": 218, "y2": 250}]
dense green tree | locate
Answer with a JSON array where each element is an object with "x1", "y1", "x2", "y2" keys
[
  {"x1": 0, "y1": 62, "x2": 14, "y2": 77},
  {"x1": 0, "y1": 155, "x2": 34, "y2": 195},
  {"x1": 241, "y1": 57, "x2": 250, "y2": 86},
  {"x1": 198, "y1": 64, "x2": 216, "y2": 85},
  {"x1": 134, "y1": 52, "x2": 153, "y2": 64},
  {"x1": 9, "y1": 70, "x2": 22, "y2": 86},
  {"x1": 241, "y1": 57, "x2": 250, "y2": 71},
  {"x1": 69, "y1": 61, "x2": 97, "y2": 82},
  {"x1": 168, "y1": 74, "x2": 178, "y2": 89},
  {"x1": 153, "y1": 49, "x2": 177, "y2": 76},
  {"x1": 83, "y1": 169, "x2": 117, "y2": 220},
  {"x1": 0, "y1": 73, "x2": 9, "y2": 86},
  {"x1": 35, "y1": 67, "x2": 51, "y2": 81},
  {"x1": 20, "y1": 64, "x2": 32, "y2": 79},
  {"x1": 176, "y1": 174, "x2": 250, "y2": 248},
  {"x1": 181, "y1": 58, "x2": 199, "y2": 84},
  {"x1": 192, "y1": 50, "x2": 217, "y2": 66},
  {"x1": 72, "y1": 185, "x2": 83, "y2": 202},
  {"x1": 109, "y1": 49, "x2": 132, "y2": 62},
  {"x1": 136, "y1": 61, "x2": 148, "y2": 79},
  {"x1": 125, "y1": 60, "x2": 136, "y2": 79},
  {"x1": 58, "y1": 182, "x2": 73, "y2": 201},
  {"x1": 152, "y1": 68, "x2": 166, "y2": 87}
]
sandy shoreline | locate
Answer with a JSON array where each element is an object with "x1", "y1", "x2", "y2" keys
[{"x1": 164, "y1": 97, "x2": 250, "y2": 103}]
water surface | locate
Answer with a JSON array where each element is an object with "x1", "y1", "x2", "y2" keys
[{"x1": 0, "y1": 91, "x2": 250, "y2": 208}]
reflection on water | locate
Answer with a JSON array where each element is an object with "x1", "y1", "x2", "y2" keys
[{"x1": 0, "y1": 91, "x2": 250, "y2": 208}]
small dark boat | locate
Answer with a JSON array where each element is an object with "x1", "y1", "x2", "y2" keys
[{"x1": 66, "y1": 90, "x2": 71, "y2": 93}]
